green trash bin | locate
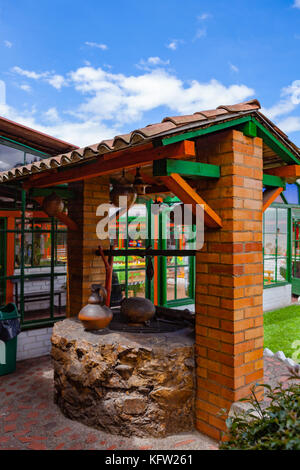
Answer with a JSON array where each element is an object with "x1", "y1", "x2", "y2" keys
[{"x1": 0, "y1": 303, "x2": 20, "y2": 376}]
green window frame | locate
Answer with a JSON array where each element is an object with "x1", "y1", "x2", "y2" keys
[
  {"x1": 14, "y1": 218, "x2": 67, "y2": 269},
  {"x1": 263, "y1": 207, "x2": 289, "y2": 287},
  {"x1": 111, "y1": 199, "x2": 195, "y2": 306},
  {"x1": 112, "y1": 202, "x2": 149, "y2": 299}
]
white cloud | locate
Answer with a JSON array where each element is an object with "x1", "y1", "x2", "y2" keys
[
  {"x1": 85, "y1": 41, "x2": 108, "y2": 50},
  {"x1": 0, "y1": 101, "x2": 120, "y2": 147},
  {"x1": 147, "y1": 57, "x2": 169, "y2": 66},
  {"x1": 137, "y1": 56, "x2": 170, "y2": 70},
  {"x1": 4, "y1": 40, "x2": 12, "y2": 48},
  {"x1": 229, "y1": 63, "x2": 239, "y2": 73},
  {"x1": 197, "y1": 13, "x2": 211, "y2": 20},
  {"x1": 69, "y1": 66, "x2": 254, "y2": 124},
  {"x1": 19, "y1": 84, "x2": 31, "y2": 93},
  {"x1": 12, "y1": 66, "x2": 44, "y2": 80},
  {"x1": 193, "y1": 28, "x2": 206, "y2": 40},
  {"x1": 262, "y1": 80, "x2": 300, "y2": 119},
  {"x1": 1, "y1": 65, "x2": 255, "y2": 147},
  {"x1": 277, "y1": 116, "x2": 300, "y2": 133},
  {"x1": 47, "y1": 74, "x2": 67, "y2": 90},
  {"x1": 11, "y1": 66, "x2": 67, "y2": 90},
  {"x1": 293, "y1": 0, "x2": 300, "y2": 8},
  {"x1": 43, "y1": 107, "x2": 59, "y2": 122},
  {"x1": 0, "y1": 80, "x2": 6, "y2": 104},
  {"x1": 166, "y1": 39, "x2": 183, "y2": 51}
]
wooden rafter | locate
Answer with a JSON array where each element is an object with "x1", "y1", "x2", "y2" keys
[
  {"x1": 263, "y1": 187, "x2": 284, "y2": 212},
  {"x1": 24, "y1": 140, "x2": 196, "y2": 189},
  {"x1": 159, "y1": 173, "x2": 222, "y2": 228},
  {"x1": 265, "y1": 165, "x2": 300, "y2": 179}
]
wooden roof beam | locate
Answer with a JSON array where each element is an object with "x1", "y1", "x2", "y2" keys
[
  {"x1": 265, "y1": 165, "x2": 300, "y2": 181},
  {"x1": 24, "y1": 140, "x2": 196, "y2": 189}
]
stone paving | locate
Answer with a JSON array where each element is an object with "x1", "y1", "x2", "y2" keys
[{"x1": 0, "y1": 354, "x2": 295, "y2": 451}]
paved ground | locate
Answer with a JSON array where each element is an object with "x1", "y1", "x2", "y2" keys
[{"x1": 0, "y1": 355, "x2": 295, "y2": 451}]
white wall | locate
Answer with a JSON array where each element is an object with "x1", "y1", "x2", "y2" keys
[
  {"x1": 263, "y1": 284, "x2": 292, "y2": 311},
  {"x1": 16, "y1": 326, "x2": 52, "y2": 361}
]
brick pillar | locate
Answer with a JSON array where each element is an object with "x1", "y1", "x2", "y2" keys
[
  {"x1": 67, "y1": 176, "x2": 110, "y2": 316},
  {"x1": 195, "y1": 129, "x2": 264, "y2": 440}
]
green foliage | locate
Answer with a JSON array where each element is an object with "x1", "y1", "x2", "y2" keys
[
  {"x1": 264, "y1": 305, "x2": 300, "y2": 360},
  {"x1": 279, "y1": 266, "x2": 287, "y2": 280},
  {"x1": 220, "y1": 378, "x2": 300, "y2": 450}
]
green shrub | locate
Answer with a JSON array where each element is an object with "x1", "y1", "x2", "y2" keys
[{"x1": 220, "y1": 376, "x2": 300, "y2": 450}]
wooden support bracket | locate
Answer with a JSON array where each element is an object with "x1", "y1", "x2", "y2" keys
[
  {"x1": 159, "y1": 173, "x2": 222, "y2": 228},
  {"x1": 263, "y1": 187, "x2": 284, "y2": 212},
  {"x1": 55, "y1": 212, "x2": 79, "y2": 231}
]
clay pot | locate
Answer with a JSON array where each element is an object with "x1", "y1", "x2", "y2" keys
[
  {"x1": 78, "y1": 284, "x2": 113, "y2": 330},
  {"x1": 110, "y1": 172, "x2": 137, "y2": 210},
  {"x1": 121, "y1": 297, "x2": 155, "y2": 325},
  {"x1": 42, "y1": 192, "x2": 64, "y2": 217}
]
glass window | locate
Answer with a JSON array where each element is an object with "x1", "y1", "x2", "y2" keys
[
  {"x1": 0, "y1": 142, "x2": 25, "y2": 170},
  {"x1": 263, "y1": 207, "x2": 288, "y2": 285},
  {"x1": 25, "y1": 152, "x2": 42, "y2": 165}
]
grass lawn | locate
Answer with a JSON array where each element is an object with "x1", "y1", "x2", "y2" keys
[{"x1": 264, "y1": 305, "x2": 300, "y2": 361}]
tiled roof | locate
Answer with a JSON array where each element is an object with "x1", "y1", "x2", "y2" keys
[{"x1": 0, "y1": 99, "x2": 298, "y2": 184}]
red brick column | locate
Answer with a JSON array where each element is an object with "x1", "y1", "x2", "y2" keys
[
  {"x1": 195, "y1": 129, "x2": 264, "y2": 440},
  {"x1": 67, "y1": 176, "x2": 110, "y2": 316}
]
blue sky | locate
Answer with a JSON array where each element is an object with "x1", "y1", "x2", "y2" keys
[{"x1": 0, "y1": 0, "x2": 300, "y2": 148}]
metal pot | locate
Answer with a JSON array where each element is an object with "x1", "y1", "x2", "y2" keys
[
  {"x1": 121, "y1": 297, "x2": 155, "y2": 325},
  {"x1": 78, "y1": 284, "x2": 113, "y2": 330}
]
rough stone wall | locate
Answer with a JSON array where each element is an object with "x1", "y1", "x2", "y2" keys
[
  {"x1": 194, "y1": 129, "x2": 264, "y2": 440},
  {"x1": 52, "y1": 319, "x2": 195, "y2": 438}
]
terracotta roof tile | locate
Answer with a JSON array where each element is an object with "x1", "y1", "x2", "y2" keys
[
  {"x1": 162, "y1": 115, "x2": 206, "y2": 125},
  {"x1": 195, "y1": 108, "x2": 229, "y2": 119},
  {"x1": 1, "y1": 98, "x2": 298, "y2": 183},
  {"x1": 217, "y1": 99, "x2": 261, "y2": 112}
]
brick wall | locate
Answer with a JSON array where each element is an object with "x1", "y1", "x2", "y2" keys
[
  {"x1": 194, "y1": 129, "x2": 264, "y2": 440},
  {"x1": 67, "y1": 176, "x2": 110, "y2": 316}
]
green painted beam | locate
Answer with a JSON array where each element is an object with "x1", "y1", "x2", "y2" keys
[
  {"x1": 263, "y1": 173, "x2": 286, "y2": 189},
  {"x1": 29, "y1": 187, "x2": 75, "y2": 199},
  {"x1": 162, "y1": 115, "x2": 252, "y2": 146},
  {"x1": 243, "y1": 120, "x2": 257, "y2": 138},
  {"x1": 153, "y1": 159, "x2": 220, "y2": 178}
]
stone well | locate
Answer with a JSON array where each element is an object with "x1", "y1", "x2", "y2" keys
[{"x1": 51, "y1": 319, "x2": 195, "y2": 437}]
